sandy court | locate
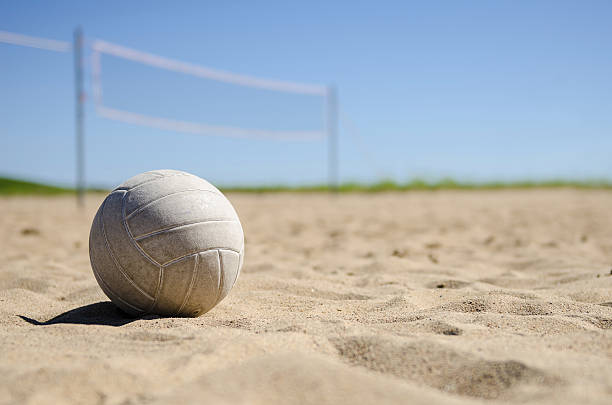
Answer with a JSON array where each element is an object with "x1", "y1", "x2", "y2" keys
[{"x1": 0, "y1": 190, "x2": 611, "y2": 404}]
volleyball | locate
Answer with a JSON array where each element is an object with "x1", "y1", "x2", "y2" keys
[{"x1": 89, "y1": 169, "x2": 244, "y2": 317}]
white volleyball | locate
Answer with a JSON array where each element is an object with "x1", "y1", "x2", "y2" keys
[{"x1": 89, "y1": 170, "x2": 244, "y2": 317}]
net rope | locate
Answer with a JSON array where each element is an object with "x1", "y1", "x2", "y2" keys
[
  {"x1": 0, "y1": 30, "x2": 70, "y2": 52},
  {"x1": 96, "y1": 105, "x2": 324, "y2": 141}
]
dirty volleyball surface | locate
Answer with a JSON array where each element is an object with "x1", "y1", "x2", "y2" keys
[
  {"x1": 89, "y1": 170, "x2": 244, "y2": 317},
  {"x1": 0, "y1": 190, "x2": 611, "y2": 404}
]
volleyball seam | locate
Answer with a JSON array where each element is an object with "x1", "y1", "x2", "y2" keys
[
  {"x1": 120, "y1": 190, "x2": 164, "y2": 312},
  {"x1": 91, "y1": 259, "x2": 145, "y2": 313},
  {"x1": 175, "y1": 253, "x2": 199, "y2": 316},
  {"x1": 215, "y1": 250, "x2": 224, "y2": 305},
  {"x1": 132, "y1": 219, "x2": 238, "y2": 241},
  {"x1": 100, "y1": 194, "x2": 155, "y2": 301}
]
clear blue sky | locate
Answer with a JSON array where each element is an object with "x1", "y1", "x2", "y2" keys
[{"x1": 1, "y1": 0, "x2": 611, "y2": 187}]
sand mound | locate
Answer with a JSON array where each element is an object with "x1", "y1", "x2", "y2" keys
[
  {"x1": 333, "y1": 335, "x2": 557, "y2": 399},
  {"x1": 152, "y1": 353, "x2": 467, "y2": 405}
]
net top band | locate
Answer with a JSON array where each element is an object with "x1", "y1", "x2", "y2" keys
[{"x1": 92, "y1": 39, "x2": 327, "y2": 96}]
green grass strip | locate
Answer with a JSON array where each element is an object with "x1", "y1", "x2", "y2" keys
[{"x1": 2, "y1": 176, "x2": 611, "y2": 195}]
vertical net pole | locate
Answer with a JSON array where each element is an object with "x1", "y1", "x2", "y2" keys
[
  {"x1": 326, "y1": 85, "x2": 338, "y2": 191},
  {"x1": 74, "y1": 27, "x2": 85, "y2": 206}
]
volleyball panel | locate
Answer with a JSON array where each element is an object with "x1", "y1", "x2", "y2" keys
[
  {"x1": 216, "y1": 248, "x2": 241, "y2": 304},
  {"x1": 101, "y1": 190, "x2": 161, "y2": 295},
  {"x1": 127, "y1": 190, "x2": 239, "y2": 239},
  {"x1": 136, "y1": 221, "x2": 243, "y2": 265},
  {"x1": 183, "y1": 249, "x2": 223, "y2": 316},
  {"x1": 123, "y1": 173, "x2": 222, "y2": 217},
  {"x1": 154, "y1": 254, "x2": 198, "y2": 316},
  {"x1": 89, "y1": 197, "x2": 156, "y2": 314}
]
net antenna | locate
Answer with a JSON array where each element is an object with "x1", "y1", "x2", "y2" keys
[{"x1": 74, "y1": 27, "x2": 85, "y2": 206}]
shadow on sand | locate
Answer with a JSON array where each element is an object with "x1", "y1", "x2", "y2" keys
[{"x1": 18, "y1": 301, "x2": 149, "y2": 327}]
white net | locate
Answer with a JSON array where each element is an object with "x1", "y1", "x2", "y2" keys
[
  {"x1": 90, "y1": 39, "x2": 330, "y2": 141},
  {"x1": 1, "y1": 29, "x2": 339, "y2": 187}
]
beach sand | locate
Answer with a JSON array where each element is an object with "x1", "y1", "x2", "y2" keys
[{"x1": 0, "y1": 190, "x2": 610, "y2": 404}]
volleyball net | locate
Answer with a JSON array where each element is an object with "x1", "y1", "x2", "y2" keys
[
  {"x1": 0, "y1": 28, "x2": 339, "y2": 194},
  {"x1": 90, "y1": 39, "x2": 332, "y2": 141}
]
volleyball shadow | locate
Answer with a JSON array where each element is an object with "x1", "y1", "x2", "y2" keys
[{"x1": 18, "y1": 301, "x2": 147, "y2": 327}]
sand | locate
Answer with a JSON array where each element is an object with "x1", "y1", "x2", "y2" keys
[{"x1": 0, "y1": 190, "x2": 610, "y2": 404}]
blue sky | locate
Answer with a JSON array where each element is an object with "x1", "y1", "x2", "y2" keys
[{"x1": 1, "y1": 0, "x2": 611, "y2": 187}]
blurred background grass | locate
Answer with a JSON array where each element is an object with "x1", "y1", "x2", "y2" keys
[{"x1": 2, "y1": 176, "x2": 611, "y2": 195}]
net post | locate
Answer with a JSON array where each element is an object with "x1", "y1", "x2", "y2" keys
[
  {"x1": 326, "y1": 85, "x2": 338, "y2": 192},
  {"x1": 74, "y1": 26, "x2": 85, "y2": 207}
]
